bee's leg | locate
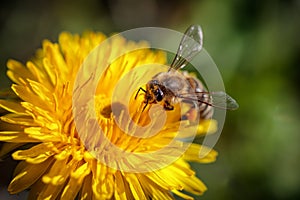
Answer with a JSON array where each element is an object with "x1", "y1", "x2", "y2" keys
[
  {"x1": 163, "y1": 101, "x2": 174, "y2": 110},
  {"x1": 135, "y1": 87, "x2": 146, "y2": 99},
  {"x1": 142, "y1": 99, "x2": 148, "y2": 112},
  {"x1": 181, "y1": 100, "x2": 199, "y2": 121},
  {"x1": 181, "y1": 99, "x2": 197, "y2": 108}
]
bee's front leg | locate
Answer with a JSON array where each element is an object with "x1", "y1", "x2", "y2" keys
[
  {"x1": 163, "y1": 101, "x2": 174, "y2": 110},
  {"x1": 135, "y1": 87, "x2": 146, "y2": 99}
]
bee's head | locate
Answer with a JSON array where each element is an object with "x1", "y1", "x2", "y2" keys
[{"x1": 147, "y1": 80, "x2": 164, "y2": 103}]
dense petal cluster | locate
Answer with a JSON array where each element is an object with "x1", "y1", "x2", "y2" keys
[{"x1": 0, "y1": 31, "x2": 217, "y2": 199}]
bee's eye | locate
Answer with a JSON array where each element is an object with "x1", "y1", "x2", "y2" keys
[{"x1": 155, "y1": 89, "x2": 163, "y2": 102}]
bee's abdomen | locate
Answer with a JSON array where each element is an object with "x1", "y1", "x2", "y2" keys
[
  {"x1": 198, "y1": 98, "x2": 214, "y2": 119},
  {"x1": 186, "y1": 76, "x2": 214, "y2": 119}
]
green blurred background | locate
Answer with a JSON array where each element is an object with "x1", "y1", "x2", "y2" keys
[{"x1": 0, "y1": 0, "x2": 300, "y2": 199}]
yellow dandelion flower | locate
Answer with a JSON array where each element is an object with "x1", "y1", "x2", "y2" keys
[{"x1": 0, "y1": 30, "x2": 218, "y2": 200}]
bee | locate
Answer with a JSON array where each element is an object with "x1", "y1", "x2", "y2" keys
[{"x1": 135, "y1": 25, "x2": 238, "y2": 120}]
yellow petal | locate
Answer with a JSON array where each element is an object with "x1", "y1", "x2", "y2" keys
[
  {"x1": 11, "y1": 84, "x2": 43, "y2": 109},
  {"x1": 0, "y1": 99, "x2": 27, "y2": 115},
  {"x1": 146, "y1": 171, "x2": 177, "y2": 191},
  {"x1": 36, "y1": 180, "x2": 65, "y2": 200},
  {"x1": 42, "y1": 155, "x2": 77, "y2": 186},
  {"x1": 24, "y1": 127, "x2": 62, "y2": 142},
  {"x1": 181, "y1": 175, "x2": 207, "y2": 195},
  {"x1": 197, "y1": 119, "x2": 218, "y2": 135},
  {"x1": 1, "y1": 114, "x2": 36, "y2": 127},
  {"x1": 78, "y1": 174, "x2": 93, "y2": 200},
  {"x1": 41, "y1": 57, "x2": 57, "y2": 87},
  {"x1": 92, "y1": 164, "x2": 115, "y2": 199},
  {"x1": 71, "y1": 162, "x2": 91, "y2": 181},
  {"x1": 12, "y1": 143, "x2": 54, "y2": 163},
  {"x1": 183, "y1": 143, "x2": 218, "y2": 163},
  {"x1": 0, "y1": 131, "x2": 40, "y2": 143},
  {"x1": 60, "y1": 177, "x2": 82, "y2": 200},
  {"x1": 114, "y1": 171, "x2": 125, "y2": 196},
  {"x1": 60, "y1": 163, "x2": 91, "y2": 200},
  {"x1": 172, "y1": 189, "x2": 194, "y2": 200},
  {"x1": 26, "y1": 61, "x2": 51, "y2": 88},
  {"x1": 6, "y1": 59, "x2": 35, "y2": 84},
  {"x1": 28, "y1": 80, "x2": 54, "y2": 105},
  {"x1": 136, "y1": 174, "x2": 174, "y2": 200},
  {"x1": 125, "y1": 174, "x2": 147, "y2": 200},
  {"x1": 8, "y1": 158, "x2": 53, "y2": 194},
  {"x1": 54, "y1": 148, "x2": 71, "y2": 160}
]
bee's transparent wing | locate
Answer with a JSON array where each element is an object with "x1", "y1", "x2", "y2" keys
[
  {"x1": 169, "y1": 25, "x2": 203, "y2": 71},
  {"x1": 178, "y1": 91, "x2": 239, "y2": 110}
]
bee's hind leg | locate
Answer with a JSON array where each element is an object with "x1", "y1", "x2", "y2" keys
[{"x1": 180, "y1": 100, "x2": 199, "y2": 121}]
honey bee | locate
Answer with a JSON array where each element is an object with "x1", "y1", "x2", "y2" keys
[{"x1": 135, "y1": 25, "x2": 238, "y2": 120}]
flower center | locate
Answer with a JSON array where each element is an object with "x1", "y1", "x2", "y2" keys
[{"x1": 100, "y1": 102, "x2": 127, "y2": 119}]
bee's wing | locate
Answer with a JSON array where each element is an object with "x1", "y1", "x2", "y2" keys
[
  {"x1": 178, "y1": 91, "x2": 239, "y2": 110},
  {"x1": 169, "y1": 25, "x2": 203, "y2": 71}
]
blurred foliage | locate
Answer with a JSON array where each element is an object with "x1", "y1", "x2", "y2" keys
[{"x1": 0, "y1": 0, "x2": 300, "y2": 199}]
